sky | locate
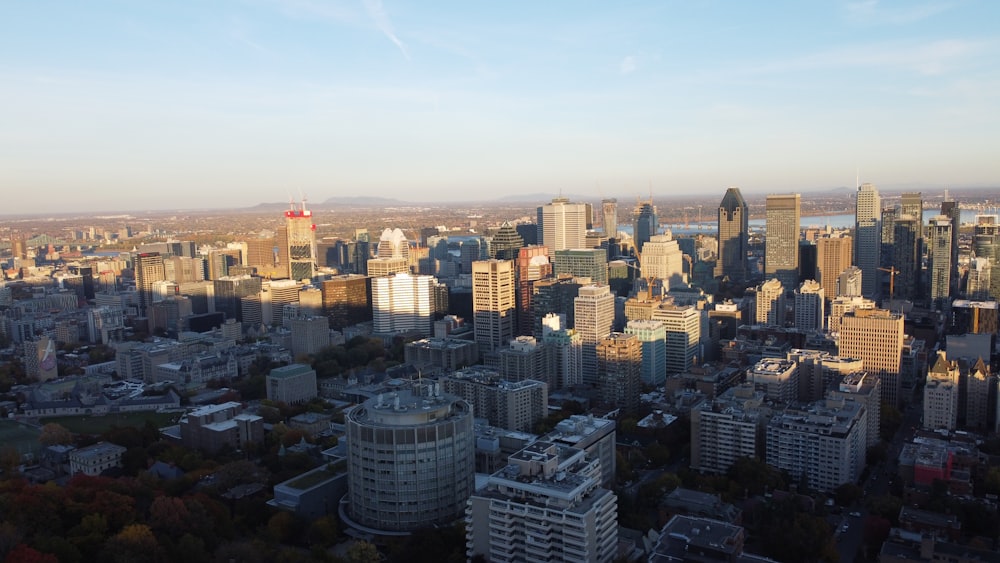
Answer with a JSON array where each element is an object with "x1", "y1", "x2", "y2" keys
[{"x1": 2, "y1": 0, "x2": 999, "y2": 213}]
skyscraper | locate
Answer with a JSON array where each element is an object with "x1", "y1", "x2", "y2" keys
[
  {"x1": 367, "y1": 227, "x2": 411, "y2": 277},
  {"x1": 838, "y1": 308, "x2": 905, "y2": 407},
  {"x1": 765, "y1": 194, "x2": 800, "y2": 289},
  {"x1": 574, "y1": 284, "x2": 616, "y2": 385},
  {"x1": 941, "y1": 194, "x2": 961, "y2": 295},
  {"x1": 515, "y1": 245, "x2": 552, "y2": 337},
  {"x1": 490, "y1": 221, "x2": 524, "y2": 261},
  {"x1": 929, "y1": 215, "x2": 954, "y2": 309},
  {"x1": 716, "y1": 187, "x2": 749, "y2": 282},
  {"x1": 854, "y1": 183, "x2": 881, "y2": 298},
  {"x1": 134, "y1": 252, "x2": 166, "y2": 316},
  {"x1": 973, "y1": 215, "x2": 1000, "y2": 300},
  {"x1": 624, "y1": 319, "x2": 666, "y2": 386},
  {"x1": 602, "y1": 198, "x2": 618, "y2": 241},
  {"x1": 794, "y1": 279, "x2": 824, "y2": 332},
  {"x1": 537, "y1": 197, "x2": 587, "y2": 252},
  {"x1": 753, "y1": 278, "x2": 786, "y2": 326},
  {"x1": 597, "y1": 332, "x2": 642, "y2": 415},
  {"x1": 371, "y1": 273, "x2": 443, "y2": 336},
  {"x1": 815, "y1": 235, "x2": 852, "y2": 301},
  {"x1": 640, "y1": 232, "x2": 685, "y2": 289},
  {"x1": 552, "y1": 248, "x2": 608, "y2": 284},
  {"x1": 284, "y1": 201, "x2": 317, "y2": 281},
  {"x1": 472, "y1": 259, "x2": 516, "y2": 356},
  {"x1": 632, "y1": 198, "x2": 658, "y2": 253}
]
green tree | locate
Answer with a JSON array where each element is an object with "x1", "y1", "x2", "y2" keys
[{"x1": 346, "y1": 541, "x2": 380, "y2": 563}]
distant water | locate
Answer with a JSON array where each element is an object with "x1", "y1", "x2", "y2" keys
[{"x1": 619, "y1": 209, "x2": 984, "y2": 236}]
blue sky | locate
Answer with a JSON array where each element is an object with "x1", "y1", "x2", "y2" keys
[{"x1": 2, "y1": 0, "x2": 998, "y2": 212}]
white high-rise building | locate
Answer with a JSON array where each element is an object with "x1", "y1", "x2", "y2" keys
[
  {"x1": 855, "y1": 183, "x2": 881, "y2": 298},
  {"x1": 794, "y1": 279, "x2": 825, "y2": 332},
  {"x1": 472, "y1": 259, "x2": 516, "y2": 356},
  {"x1": 651, "y1": 305, "x2": 701, "y2": 376},
  {"x1": 753, "y1": 278, "x2": 786, "y2": 326},
  {"x1": 691, "y1": 384, "x2": 770, "y2": 475},
  {"x1": 574, "y1": 285, "x2": 616, "y2": 386},
  {"x1": 371, "y1": 273, "x2": 442, "y2": 336},
  {"x1": 923, "y1": 352, "x2": 960, "y2": 431},
  {"x1": 465, "y1": 441, "x2": 618, "y2": 563},
  {"x1": 537, "y1": 197, "x2": 587, "y2": 252},
  {"x1": 828, "y1": 295, "x2": 875, "y2": 333},
  {"x1": 640, "y1": 232, "x2": 685, "y2": 289}
]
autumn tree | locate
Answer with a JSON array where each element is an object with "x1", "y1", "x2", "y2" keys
[
  {"x1": 38, "y1": 423, "x2": 73, "y2": 446},
  {"x1": 100, "y1": 524, "x2": 163, "y2": 563},
  {"x1": 3, "y1": 544, "x2": 58, "y2": 563}
]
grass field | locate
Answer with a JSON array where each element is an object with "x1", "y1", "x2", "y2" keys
[
  {"x1": 41, "y1": 411, "x2": 182, "y2": 435},
  {"x1": 0, "y1": 420, "x2": 42, "y2": 459}
]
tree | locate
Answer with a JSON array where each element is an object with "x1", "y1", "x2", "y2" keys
[
  {"x1": 101, "y1": 524, "x2": 163, "y2": 563},
  {"x1": 149, "y1": 496, "x2": 191, "y2": 537},
  {"x1": 4, "y1": 544, "x2": 58, "y2": 563},
  {"x1": 38, "y1": 423, "x2": 73, "y2": 446},
  {"x1": 266, "y1": 512, "x2": 298, "y2": 545},
  {"x1": 346, "y1": 541, "x2": 380, "y2": 563}
]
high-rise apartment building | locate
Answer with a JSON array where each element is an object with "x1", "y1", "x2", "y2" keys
[
  {"x1": 624, "y1": 320, "x2": 666, "y2": 386},
  {"x1": 923, "y1": 352, "x2": 960, "y2": 431},
  {"x1": 753, "y1": 278, "x2": 786, "y2": 326},
  {"x1": 472, "y1": 259, "x2": 516, "y2": 355},
  {"x1": 828, "y1": 371, "x2": 882, "y2": 447},
  {"x1": 929, "y1": 215, "x2": 954, "y2": 309},
  {"x1": 537, "y1": 197, "x2": 587, "y2": 252},
  {"x1": 632, "y1": 198, "x2": 658, "y2": 253},
  {"x1": 574, "y1": 285, "x2": 616, "y2": 385},
  {"x1": 650, "y1": 304, "x2": 701, "y2": 376},
  {"x1": 284, "y1": 201, "x2": 317, "y2": 281},
  {"x1": 838, "y1": 308, "x2": 905, "y2": 407},
  {"x1": 465, "y1": 441, "x2": 618, "y2": 563},
  {"x1": 973, "y1": 215, "x2": 1000, "y2": 301},
  {"x1": 837, "y1": 265, "x2": 863, "y2": 298},
  {"x1": 716, "y1": 187, "x2": 749, "y2": 282},
  {"x1": 541, "y1": 314, "x2": 583, "y2": 389},
  {"x1": 690, "y1": 384, "x2": 770, "y2": 475},
  {"x1": 815, "y1": 235, "x2": 852, "y2": 301},
  {"x1": 596, "y1": 332, "x2": 642, "y2": 415},
  {"x1": 855, "y1": 183, "x2": 881, "y2": 297},
  {"x1": 345, "y1": 389, "x2": 475, "y2": 533},
  {"x1": 748, "y1": 358, "x2": 798, "y2": 403},
  {"x1": 794, "y1": 279, "x2": 824, "y2": 332},
  {"x1": 765, "y1": 194, "x2": 800, "y2": 288},
  {"x1": 963, "y1": 358, "x2": 998, "y2": 432},
  {"x1": 441, "y1": 369, "x2": 548, "y2": 432},
  {"x1": 498, "y1": 336, "x2": 553, "y2": 389}
]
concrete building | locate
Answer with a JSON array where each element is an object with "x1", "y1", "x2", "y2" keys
[
  {"x1": 371, "y1": 273, "x2": 444, "y2": 336},
  {"x1": 515, "y1": 245, "x2": 552, "y2": 337},
  {"x1": 344, "y1": 388, "x2": 475, "y2": 533},
  {"x1": 765, "y1": 397, "x2": 868, "y2": 492},
  {"x1": 651, "y1": 305, "x2": 702, "y2": 376},
  {"x1": 928, "y1": 215, "x2": 954, "y2": 310},
  {"x1": 837, "y1": 265, "x2": 863, "y2": 298},
  {"x1": 553, "y1": 249, "x2": 608, "y2": 285},
  {"x1": 753, "y1": 278, "x2": 786, "y2": 326},
  {"x1": 838, "y1": 308, "x2": 905, "y2": 407},
  {"x1": 542, "y1": 319, "x2": 583, "y2": 390},
  {"x1": 641, "y1": 233, "x2": 685, "y2": 289},
  {"x1": 404, "y1": 337, "x2": 480, "y2": 372},
  {"x1": 828, "y1": 371, "x2": 882, "y2": 447},
  {"x1": 267, "y1": 363, "x2": 318, "y2": 405},
  {"x1": 574, "y1": 285, "x2": 616, "y2": 386},
  {"x1": 179, "y1": 401, "x2": 264, "y2": 454},
  {"x1": 690, "y1": 384, "x2": 770, "y2": 475},
  {"x1": 441, "y1": 369, "x2": 548, "y2": 433},
  {"x1": 288, "y1": 316, "x2": 330, "y2": 358},
  {"x1": 135, "y1": 252, "x2": 166, "y2": 316},
  {"x1": 539, "y1": 414, "x2": 617, "y2": 489},
  {"x1": 625, "y1": 319, "x2": 667, "y2": 386},
  {"x1": 498, "y1": 336, "x2": 553, "y2": 389},
  {"x1": 465, "y1": 441, "x2": 618, "y2": 563},
  {"x1": 472, "y1": 259, "x2": 516, "y2": 356},
  {"x1": 748, "y1": 358, "x2": 798, "y2": 403},
  {"x1": 69, "y1": 442, "x2": 127, "y2": 476},
  {"x1": 651, "y1": 515, "x2": 747, "y2": 563},
  {"x1": 765, "y1": 194, "x2": 800, "y2": 289},
  {"x1": 815, "y1": 235, "x2": 852, "y2": 302},
  {"x1": 285, "y1": 201, "x2": 318, "y2": 281},
  {"x1": 633, "y1": 198, "x2": 658, "y2": 253},
  {"x1": 794, "y1": 279, "x2": 824, "y2": 332},
  {"x1": 923, "y1": 352, "x2": 960, "y2": 431},
  {"x1": 828, "y1": 295, "x2": 875, "y2": 333},
  {"x1": 596, "y1": 332, "x2": 642, "y2": 415}
]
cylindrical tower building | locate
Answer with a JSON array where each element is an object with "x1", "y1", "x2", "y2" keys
[{"x1": 345, "y1": 387, "x2": 475, "y2": 533}]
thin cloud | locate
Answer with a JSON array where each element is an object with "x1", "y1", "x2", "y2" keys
[
  {"x1": 620, "y1": 55, "x2": 637, "y2": 75},
  {"x1": 845, "y1": 0, "x2": 954, "y2": 25},
  {"x1": 363, "y1": 0, "x2": 410, "y2": 60}
]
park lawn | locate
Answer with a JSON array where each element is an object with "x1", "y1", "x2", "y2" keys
[
  {"x1": 0, "y1": 420, "x2": 41, "y2": 458},
  {"x1": 41, "y1": 411, "x2": 181, "y2": 435}
]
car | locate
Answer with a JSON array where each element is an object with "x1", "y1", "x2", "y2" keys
[{"x1": 849, "y1": 512, "x2": 861, "y2": 517}]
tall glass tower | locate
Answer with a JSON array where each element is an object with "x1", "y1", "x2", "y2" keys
[
  {"x1": 854, "y1": 183, "x2": 881, "y2": 298},
  {"x1": 716, "y1": 187, "x2": 749, "y2": 282}
]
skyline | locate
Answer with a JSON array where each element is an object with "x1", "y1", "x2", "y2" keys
[{"x1": 2, "y1": 1, "x2": 999, "y2": 213}]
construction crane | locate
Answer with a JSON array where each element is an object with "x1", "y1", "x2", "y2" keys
[{"x1": 878, "y1": 266, "x2": 900, "y2": 303}]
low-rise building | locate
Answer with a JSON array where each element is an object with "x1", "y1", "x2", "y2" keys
[
  {"x1": 69, "y1": 442, "x2": 126, "y2": 476},
  {"x1": 267, "y1": 363, "x2": 318, "y2": 405}
]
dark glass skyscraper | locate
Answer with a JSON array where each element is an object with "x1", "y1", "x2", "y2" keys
[
  {"x1": 716, "y1": 187, "x2": 748, "y2": 282},
  {"x1": 632, "y1": 199, "x2": 657, "y2": 253}
]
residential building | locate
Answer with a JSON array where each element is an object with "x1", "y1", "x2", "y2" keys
[
  {"x1": 929, "y1": 215, "x2": 954, "y2": 309},
  {"x1": 651, "y1": 304, "x2": 701, "y2": 376},
  {"x1": 794, "y1": 279, "x2": 824, "y2": 332},
  {"x1": 515, "y1": 245, "x2": 552, "y2": 336},
  {"x1": 574, "y1": 285, "x2": 616, "y2": 385},
  {"x1": 472, "y1": 259, "x2": 516, "y2": 356},
  {"x1": 753, "y1": 278, "x2": 786, "y2": 326},
  {"x1": 441, "y1": 369, "x2": 548, "y2": 433},
  {"x1": 690, "y1": 384, "x2": 770, "y2": 475},
  {"x1": 748, "y1": 358, "x2": 798, "y2": 403},
  {"x1": 498, "y1": 336, "x2": 553, "y2": 389},
  {"x1": 596, "y1": 332, "x2": 642, "y2": 415},
  {"x1": 923, "y1": 352, "x2": 959, "y2": 431}
]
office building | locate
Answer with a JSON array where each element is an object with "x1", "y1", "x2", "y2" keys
[
  {"x1": 465, "y1": 441, "x2": 618, "y2": 563},
  {"x1": 973, "y1": 215, "x2": 1000, "y2": 300},
  {"x1": 651, "y1": 304, "x2": 701, "y2": 376},
  {"x1": 624, "y1": 319, "x2": 667, "y2": 386},
  {"x1": 753, "y1": 278, "x2": 786, "y2": 326},
  {"x1": 553, "y1": 249, "x2": 608, "y2": 285},
  {"x1": 640, "y1": 233, "x2": 685, "y2": 289},
  {"x1": 941, "y1": 194, "x2": 961, "y2": 296},
  {"x1": 574, "y1": 285, "x2": 616, "y2": 385},
  {"x1": 765, "y1": 194, "x2": 800, "y2": 289},
  {"x1": 179, "y1": 401, "x2": 264, "y2": 454},
  {"x1": 490, "y1": 222, "x2": 524, "y2": 261},
  {"x1": 596, "y1": 332, "x2": 642, "y2": 415},
  {"x1": 498, "y1": 336, "x2": 553, "y2": 389},
  {"x1": 345, "y1": 389, "x2": 475, "y2": 532},
  {"x1": 815, "y1": 235, "x2": 852, "y2": 301},
  {"x1": 716, "y1": 187, "x2": 749, "y2": 282},
  {"x1": 633, "y1": 198, "x2": 658, "y2": 253},
  {"x1": 213, "y1": 274, "x2": 262, "y2": 324},
  {"x1": 828, "y1": 295, "x2": 875, "y2": 332},
  {"x1": 267, "y1": 363, "x2": 318, "y2": 405},
  {"x1": 541, "y1": 318, "x2": 583, "y2": 389},
  {"x1": 134, "y1": 252, "x2": 166, "y2": 316},
  {"x1": 855, "y1": 183, "x2": 881, "y2": 297},
  {"x1": 371, "y1": 273, "x2": 443, "y2": 336},
  {"x1": 602, "y1": 198, "x2": 618, "y2": 241},
  {"x1": 928, "y1": 214, "x2": 954, "y2": 309},
  {"x1": 765, "y1": 397, "x2": 868, "y2": 492},
  {"x1": 515, "y1": 245, "x2": 552, "y2": 336},
  {"x1": 263, "y1": 279, "x2": 300, "y2": 326},
  {"x1": 321, "y1": 274, "x2": 371, "y2": 330},
  {"x1": 472, "y1": 259, "x2": 516, "y2": 356},
  {"x1": 69, "y1": 442, "x2": 127, "y2": 476},
  {"x1": 289, "y1": 316, "x2": 331, "y2": 358},
  {"x1": 537, "y1": 197, "x2": 587, "y2": 252},
  {"x1": 837, "y1": 265, "x2": 862, "y2": 298},
  {"x1": 367, "y1": 227, "x2": 411, "y2": 277},
  {"x1": 923, "y1": 352, "x2": 960, "y2": 431},
  {"x1": 838, "y1": 308, "x2": 905, "y2": 407},
  {"x1": 532, "y1": 276, "x2": 584, "y2": 338},
  {"x1": 285, "y1": 201, "x2": 318, "y2": 281},
  {"x1": 794, "y1": 279, "x2": 824, "y2": 332}
]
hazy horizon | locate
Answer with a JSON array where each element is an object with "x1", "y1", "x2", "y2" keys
[{"x1": 3, "y1": 1, "x2": 999, "y2": 214}]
